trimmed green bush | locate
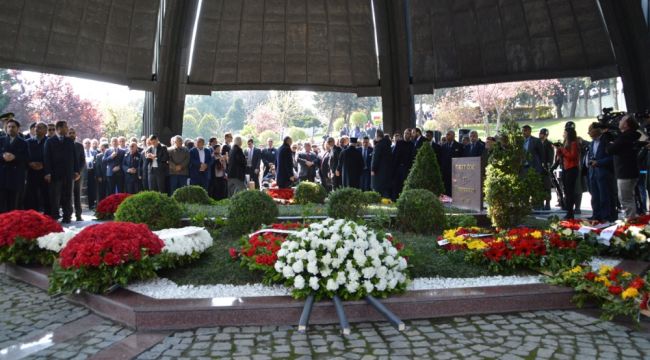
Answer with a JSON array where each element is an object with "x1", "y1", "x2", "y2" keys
[
  {"x1": 445, "y1": 214, "x2": 478, "y2": 229},
  {"x1": 326, "y1": 188, "x2": 367, "y2": 220},
  {"x1": 294, "y1": 181, "x2": 327, "y2": 204},
  {"x1": 362, "y1": 191, "x2": 382, "y2": 204},
  {"x1": 403, "y1": 143, "x2": 444, "y2": 196},
  {"x1": 396, "y1": 189, "x2": 445, "y2": 234},
  {"x1": 227, "y1": 190, "x2": 278, "y2": 235},
  {"x1": 115, "y1": 191, "x2": 182, "y2": 230},
  {"x1": 172, "y1": 185, "x2": 212, "y2": 205}
]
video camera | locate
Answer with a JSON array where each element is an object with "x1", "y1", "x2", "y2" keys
[{"x1": 593, "y1": 107, "x2": 627, "y2": 133}]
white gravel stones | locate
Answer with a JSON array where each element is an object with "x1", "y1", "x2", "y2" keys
[{"x1": 126, "y1": 257, "x2": 622, "y2": 299}]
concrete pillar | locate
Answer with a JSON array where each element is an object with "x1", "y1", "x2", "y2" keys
[{"x1": 373, "y1": 0, "x2": 415, "y2": 135}]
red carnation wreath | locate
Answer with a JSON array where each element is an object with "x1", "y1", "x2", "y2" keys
[
  {"x1": 0, "y1": 210, "x2": 63, "y2": 265},
  {"x1": 49, "y1": 222, "x2": 164, "y2": 294},
  {"x1": 95, "y1": 193, "x2": 132, "y2": 220}
]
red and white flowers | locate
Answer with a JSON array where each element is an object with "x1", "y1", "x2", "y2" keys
[
  {"x1": 0, "y1": 210, "x2": 64, "y2": 265},
  {"x1": 95, "y1": 193, "x2": 132, "y2": 220}
]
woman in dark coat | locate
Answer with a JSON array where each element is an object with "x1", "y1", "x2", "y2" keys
[{"x1": 276, "y1": 136, "x2": 295, "y2": 189}]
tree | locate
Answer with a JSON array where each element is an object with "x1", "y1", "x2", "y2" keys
[
  {"x1": 350, "y1": 111, "x2": 367, "y2": 127},
  {"x1": 102, "y1": 101, "x2": 143, "y2": 139},
  {"x1": 290, "y1": 111, "x2": 322, "y2": 129},
  {"x1": 198, "y1": 114, "x2": 220, "y2": 138},
  {"x1": 403, "y1": 144, "x2": 444, "y2": 196},
  {"x1": 0, "y1": 69, "x2": 19, "y2": 113},
  {"x1": 226, "y1": 98, "x2": 246, "y2": 131},
  {"x1": 266, "y1": 91, "x2": 304, "y2": 128},
  {"x1": 248, "y1": 103, "x2": 282, "y2": 134},
  {"x1": 185, "y1": 92, "x2": 233, "y2": 120},
  {"x1": 467, "y1": 83, "x2": 519, "y2": 136},
  {"x1": 182, "y1": 114, "x2": 200, "y2": 139},
  {"x1": 517, "y1": 79, "x2": 561, "y2": 121}
]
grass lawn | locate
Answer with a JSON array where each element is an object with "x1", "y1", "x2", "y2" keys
[
  {"x1": 463, "y1": 118, "x2": 594, "y2": 142},
  {"x1": 161, "y1": 228, "x2": 496, "y2": 286},
  {"x1": 182, "y1": 203, "x2": 400, "y2": 219}
]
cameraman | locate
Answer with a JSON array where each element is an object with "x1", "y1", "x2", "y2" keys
[{"x1": 606, "y1": 114, "x2": 641, "y2": 219}]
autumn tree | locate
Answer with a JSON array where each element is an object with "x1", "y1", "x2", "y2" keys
[
  {"x1": 517, "y1": 79, "x2": 561, "y2": 121},
  {"x1": 468, "y1": 82, "x2": 520, "y2": 136}
]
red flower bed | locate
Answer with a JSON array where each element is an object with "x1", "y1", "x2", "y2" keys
[
  {"x1": 95, "y1": 193, "x2": 132, "y2": 220},
  {"x1": 266, "y1": 188, "x2": 294, "y2": 204},
  {"x1": 60, "y1": 222, "x2": 164, "y2": 269},
  {"x1": 0, "y1": 210, "x2": 62, "y2": 247},
  {"x1": 231, "y1": 222, "x2": 305, "y2": 271}
]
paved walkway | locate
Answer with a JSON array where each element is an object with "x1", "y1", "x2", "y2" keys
[{"x1": 2, "y1": 274, "x2": 650, "y2": 360}]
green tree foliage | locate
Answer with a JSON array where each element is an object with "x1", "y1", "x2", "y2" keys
[
  {"x1": 396, "y1": 189, "x2": 445, "y2": 234},
  {"x1": 185, "y1": 92, "x2": 233, "y2": 119},
  {"x1": 326, "y1": 188, "x2": 367, "y2": 220},
  {"x1": 172, "y1": 185, "x2": 213, "y2": 205},
  {"x1": 114, "y1": 191, "x2": 182, "y2": 230},
  {"x1": 288, "y1": 127, "x2": 308, "y2": 141},
  {"x1": 290, "y1": 112, "x2": 322, "y2": 129},
  {"x1": 227, "y1": 190, "x2": 278, "y2": 234},
  {"x1": 0, "y1": 69, "x2": 17, "y2": 113},
  {"x1": 226, "y1": 98, "x2": 247, "y2": 131},
  {"x1": 403, "y1": 144, "x2": 445, "y2": 196},
  {"x1": 350, "y1": 111, "x2": 367, "y2": 127},
  {"x1": 258, "y1": 130, "x2": 280, "y2": 144},
  {"x1": 102, "y1": 100, "x2": 143, "y2": 139},
  {"x1": 294, "y1": 182, "x2": 327, "y2": 204},
  {"x1": 333, "y1": 118, "x2": 345, "y2": 131},
  {"x1": 484, "y1": 121, "x2": 544, "y2": 228}
]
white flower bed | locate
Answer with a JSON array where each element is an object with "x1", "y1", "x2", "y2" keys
[
  {"x1": 154, "y1": 226, "x2": 213, "y2": 256},
  {"x1": 36, "y1": 227, "x2": 83, "y2": 252},
  {"x1": 127, "y1": 256, "x2": 622, "y2": 300}
]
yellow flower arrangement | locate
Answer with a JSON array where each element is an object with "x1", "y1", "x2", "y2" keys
[
  {"x1": 568, "y1": 265, "x2": 582, "y2": 274},
  {"x1": 380, "y1": 198, "x2": 392, "y2": 205},
  {"x1": 467, "y1": 240, "x2": 488, "y2": 250},
  {"x1": 595, "y1": 275, "x2": 611, "y2": 287},
  {"x1": 531, "y1": 230, "x2": 543, "y2": 239},
  {"x1": 621, "y1": 287, "x2": 639, "y2": 300},
  {"x1": 598, "y1": 265, "x2": 613, "y2": 276}
]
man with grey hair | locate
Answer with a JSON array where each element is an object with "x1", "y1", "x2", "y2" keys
[
  {"x1": 190, "y1": 137, "x2": 212, "y2": 190},
  {"x1": 227, "y1": 136, "x2": 247, "y2": 195},
  {"x1": 82, "y1": 138, "x2": 97, "y2": 209},
  {"x1": 168, "y1": 135, "x2": 190, "y2": 194}
]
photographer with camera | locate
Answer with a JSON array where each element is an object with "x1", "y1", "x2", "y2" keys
[
  {"x1": 606, "y1": 114, "x2": 641, "y2": 219},
  {"x1": 554, "y1": 127, "x2": 580, "y2": 220}
]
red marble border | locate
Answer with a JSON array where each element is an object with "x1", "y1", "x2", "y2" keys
[{"x1": 3, "y1": 261, "x2": 647, "y2": 331}]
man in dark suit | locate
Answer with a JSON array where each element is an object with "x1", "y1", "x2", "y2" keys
[
  {"x1": 25, "y1": 122, "x2": 50, "y2": 214},
  {"x1": 539, "y1": 128, "x2": 555, "y2": 210},
  {"x1": 320, "y1": 139, "x2": 333, "y2": 191},
  {"x1": 244, "y1": 138, "x2": 262, "y2": 188},
  {"x1": 103, "y1": 137, "x2": 126, "y2": 195},
  {"x1": 189, "y1": 137, "x2": 213, "y2": 191},
  {"x1": 69, "y1": 128, "x2": 85, "y2": 221},
  {"x1": 440, "y1": 130, "x2": 464, "y2": 196},
  {"x1": 371, "y1": 130, "x2": 394, "y2": 198},
  {"x1": 94, "y1": 143, "x2": 108, "y2": 202},
  {"x1": 44, "y1": 121, "x2": 79, "y2": 223},
  {"x1": 297, "y1": 142, "x2": 318, "y2": 183},
  {"x1": 413, "y1": 128, "x2": 426, "y2": 151},
  {"x1": 276, "y1": 136, "x2": 295, "y2": 189},
  {"x1": 330, "y1": 138, "x2": 343, "y2": 190},
  {"x1": 0, "y1": 118, "x2": 28, "y2": 212},
  {"x1": 464, "y1": 131, "x2": 486, "y2": 157},
  {"x1": 122, "y1": 142, "x2": 143, "y2": 194},
  {"x1": 338, "y1": 137, "x2": 364, "y2": 189},
  {"x1": 261, "y1": 138, "x2": 277, "y2": 177},
  {"x1": 227, "y1": 136, "x2": 247, "y2": 195},
  {"x1": 522, "y1": 125, "x2": 544, "y2": 174},
  {"x1": 587, "y1": 123, "x2": 615, "y2": 221},
  {"x1": 81, "y1": 138, "x2": 97, "y2": 210},
  {"x1": 360, "y1": 136, "x2": 373, "y2": 191},
  {"x1": 393, "y1": 130, "x2": 415, "y2": 199},
  {"x1": 144, "y1": 135, "x2": 169, "y2": 193}
]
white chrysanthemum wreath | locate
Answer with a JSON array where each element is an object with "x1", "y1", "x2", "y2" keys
[{"x1": 272, "y1": 218, "x2": 409, "y2": 300}]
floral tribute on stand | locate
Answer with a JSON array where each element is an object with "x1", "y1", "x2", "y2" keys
[
  {"x1": 48, "y1": 222, "x2": 164, "y2": 294},
  {"x1": 154, "y1": 226, "x2": 214, "y2": 267},
  {"x1": 266, "y1": 188, "x2": 295, "y2": 205},
  {"x1": 95, "y1": 193, "x2": 132, "y2": 220},
  {"x1": 549, "y1": 265, "x2": 650, "y2": 322},
  {"x1": 0, "y1": 210, "x2": 64, "y2": 265}
]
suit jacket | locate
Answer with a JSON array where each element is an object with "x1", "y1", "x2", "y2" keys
[
  {"x1": 145, "y1": 144, "x2": 170, "y2": 174},
  {"x1": 360, "y1": 146, "x2": 373, "y2": 170},
  {"x1": 338, "y1": 146, "x2": 363, "y2": 188},
  {"x1": 73, "y1": 142, "x2": 86, "y2": 175},
  {"x1": 244, "y1": 147, "x2": 262, "y2": 170},
  {"x1": 371, "y1": 137, "x2": 394, "y2": 188},
  {"x1": 94, "y1": 152, "x2": 105, "y2": 179},
  {"x1": 439, "y1": 141, "x2": 464, "y2": 175},
  {"x1": 589, "y1": 137, "x2": 613, "y2": 178},
  {"x1": 464, "y1": 140, "x2": 485, "y2": 157},
  {"x1": 103, "y1": 147, "x2": 126, "y2": 177},
  {"x1": 0, "y1": 136, "x2": 28, "y2": 190},
  {"x1": 524, "y1": 136, "x2": 544, "y2": 173},
  {"x1": 276, "y1": 143, "x2": 294, "y2": 187},
  {"x1": 297, "y1": 151, "x2": 318, "y2": 179},
  {"x1": 189, "y1": 147, "x2": 214, "y2": 182},
  {"x1": 329, "y1": 146, "x2": 342, "y2": 177},
  {"x1": 414, "y1": 136, "x2": 426, "y2": 151},
  {"x1": 122, "y1": 151, "x2": 143, "y2": 183},
  {"x1": 261, "y1": 147, "x2": 277, "y2": 170},
  {"x1": 540, "y1": 140, "x2": 554, "y2": 171},
  {"x1": 44, "y1": 135, "x2": 79, "y2": 181}
]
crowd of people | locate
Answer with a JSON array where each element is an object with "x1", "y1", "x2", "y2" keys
[{"x1": 1, "y1": 109, "x2": 649, "y2": 224}]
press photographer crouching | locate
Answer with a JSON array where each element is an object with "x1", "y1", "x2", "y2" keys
[{"x1": 606, "y1": 114, "x2": 641, "y2": 219}]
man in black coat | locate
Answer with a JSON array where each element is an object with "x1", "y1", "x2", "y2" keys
[
  {"x1": 607, "y1": 115, "x2": 642, "y2": 219},
  {"x1": 330, "y1": 138, "x2": 343, "y2": 190},
  {"x1": 44, "y1": 121, "x2": 79, "y2": 223},
  {"x1": 371, "y1": 130, "x2": 394, "y2": 198},
  {"x1": 144, "y1": 135, "x2": 169, "y2": 193},
  {"x1": 0, "y1": 119, "x2": 28, "y2": 212},
  {"x1": 338, "y1": 138, "x2": 364, "y2": 189},
  {"x1": 227, "y1": 136, "x2": 247, "y2": 195},
  {"x1": 123, "y1": 142, "x2": 143, "y2": 194},
  {"x1": 94, "y1": 143, "x2": 108, "y2": 203},
  {"x1": 276, "y1": 136, "x2": 295, "y2": 189},
  {"x1": 244, "y1": 138, "x2": 262, "y2": 189},
  {"x1": 69, "y1": 128, "x2": 85, "y2": 221},
  {"x1": 320, "y1": 139, "x2": 333, "y2": 191},
  {"x1": 261, "y1": 138, "x2": 277, "y2": 177},
  {"x1": 440, "y1": 130, "x2": 464, "y2": 196},
  {"x1": 360, "y1": 136, "x2": 373, "y2": 191},
  {"x1": 464, "y1": 131, "x2": 486, "y2": 157},
  {"x1": 25, "y1": 122, "x2": 50, "y2": 214},
  {"x1": 392, "y1": 131, "x2": 415, "y2": 199},
  {"x1": 103, "y1": 137, "x2": 126, "y2": 194},
  {"x1": 413, "y1": 128, "x2": 426, "y2": 151},
  {"x1": 297, "y1": 142, "x2": 318, "y2": 183}
]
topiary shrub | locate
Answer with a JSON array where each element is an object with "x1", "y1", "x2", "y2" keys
[
  {"x1": 227, "y1": 190, "x2": 279, "y2": 235},
  {"x1": 484, "y1": 121, "x2": 544, "y2": 228},
  {"x1": 172, "y1": 185, "x2": 212, "y2": 205},
  {"x1": 362, "y1": 191, "x2": 382, "y2": 204},
  {"x1": 115, "y1": 191, "x2": 183, "y2": 231},
  {"x1": 445, "y1": 214, "x2": 478, "y2": 229},
  {"x1": 294, "y1": 181, "x2": 327, "y2": 204},
  {"x1": 403, "y1": 143, "x2": 444, "y2": 196},
  {"x1": 396, "y1": 189, "x2": 445, "y2": 234},
  {"x1": 327, "y1": 188, "x2": 367, "y2": 220}
]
